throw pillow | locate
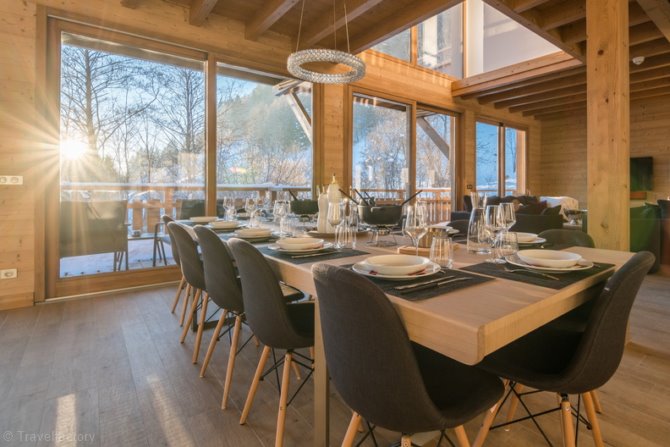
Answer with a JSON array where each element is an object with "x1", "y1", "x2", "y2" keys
[{"x1": 517, "y1": 200, "x2": 547, "y2": 215}]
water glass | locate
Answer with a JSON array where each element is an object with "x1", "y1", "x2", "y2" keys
[
  {"x1": 497, "y1": 203, "x2": 516, "y2": 231},
  {"x1": 403, "y1": 203, "x2": 428, "y2": 255},
  {"x1": 466, "y1": 207, "x2": 490, "y2": 254},
  {"x1": 223, "y1": 196, "x2": 236, "y2": 221},
  {"x1": 484, "y1": 205, "x2": 503, "y2": 263},
  {"x1": 495, "y1": 231, "x2": 519, "y2": 261},
  {"x1": 429, "y1": 236, "x2": 453, "y2": 269}
]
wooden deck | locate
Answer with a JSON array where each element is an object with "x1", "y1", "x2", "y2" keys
[{"x1": 0, "y1": 274, "x2": 668, "y2": 446}]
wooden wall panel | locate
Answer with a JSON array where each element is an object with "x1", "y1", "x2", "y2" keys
[{"x1": 540, "y1": 96, "x2": 670, "y2": 207}]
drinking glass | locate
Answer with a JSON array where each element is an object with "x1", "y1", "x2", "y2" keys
[
  {"x1": 343, "y1": 199, "x2": 358, "y2": 249},
  {"x1": 429, "y1": 235, "x2": 453, "y2": 269},
  {"x1": 223, "y1": 196, "x2": 236, "y2": 221},
  {"x1": 495, "y1": 231, "x2": 518, "y2": 261},
  {"x1": 484, "y1": 205, "x2": 503, "y2": 263},
  {"x1": 274, "y1": 200, "x2": 289, "y2": 234},
  {"x1": 497, "y1": 202, "x2": 516, "y2": 231},
  {"x1": 403, "y1": 203, "x2": 428, "y2": 255},
  {"x1": 327, "y1": 201, "x2": 344, "y2": 248},
  {"x1": 245, "y1": 197, "x2": 258, "y2": 227}
]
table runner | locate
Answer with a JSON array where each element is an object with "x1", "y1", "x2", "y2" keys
[{"x1": 461, "y1": 261, "x2": 615, "y2": 290}]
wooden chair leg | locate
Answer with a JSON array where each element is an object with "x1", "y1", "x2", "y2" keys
[
  {"x1": 179, "y1": 284, "x2": 192, "y2": 326},
  {"x1": 473, "y1": 379, "x2": 509, "y2": 447},
  {"x1": 591, "y1": 390, "x2": 603, "y2": 414},
  {"x1": 192, "y1": 293, "x2": 210, "y2": 363},
  {"x1": 342, "y1": 412, "x2": 361, "y2": 447},
  {"x1": 291, "y1": 360, "x2": 302, "y2": 380},
  {"x1": 240, "y1": 345, "x2": 271, "y2": 424},
  {"x1": 582, "y1": 392, "x2": 604, "y2": 447},
  {"x1": 181, "y1": 289, "x2": 201, "y2": 343},
  {"x1": 454, "y1": 426, "x2": 471, "y2": 447},
  {"x1": 200, "y1": 309, "x2": 227, "y2": 377},
  {"x1": 505, "y1": 383, "x2": 523, "y2": 427},
  {"x1": 400, "y1": 435, "x2": 412, "y2": 447},
  {"x1": 221, "y1": 314, "x2": 242, "y2": 409},
  {"x1": 275, "y1": 352, "x2": 293, "y2": 447},
  {"x1": 170, "y1": 276, "x2": 186, "y2": 314},
  {"x1": 560, "y1": 395, "x2": 575, "y2": 447}
]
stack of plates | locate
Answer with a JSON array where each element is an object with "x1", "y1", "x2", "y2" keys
[
  {"x1": 268, "y1": 237, "x2": 332, "y2": 254},
  {"x1": 209, "y1": 220, "x2": 239, "y2": 230},
  {"x1": 234, "y1": 227, "x2": 273, "y2": 241},
  {"x1": 513, "y1": 232, "x2": 546, "y2": 245},
  {"x1": 506, "y1": 249, "x2": 593, "y2": 273},
  {"x1": 190, "y1": 216, "x2": 218, "y2": 224},
  {"x1": 353, "y1": 254, "x2": 440, "y2": 280}
]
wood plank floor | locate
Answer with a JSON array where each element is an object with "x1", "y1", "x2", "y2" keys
[{"x1": 0, "y1": 273, "x2": 668, "y2": 446}]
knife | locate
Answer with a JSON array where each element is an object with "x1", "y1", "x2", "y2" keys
[
  {"x1": 290, "y1": 251, "x2": 335, "y2": 259},
  {"x1": 398, "y1": 277, "x2": 470, "y2": 295},
  {"x1": 393, "y1": 275, "x2": 455, "y2": 291}
]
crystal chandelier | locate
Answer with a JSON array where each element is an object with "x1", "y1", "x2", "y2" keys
[{"x1": 287, "y1": 0, "x2": 366, "y2": 84}]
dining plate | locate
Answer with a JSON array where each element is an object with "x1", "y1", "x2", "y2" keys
[
  {"x1": 505, "y1": 254, "x2": 594, "y2": 273},
  {"x1": 208, "y1": 221, "x2": 240, "y2": 230},
  {"x1": 267, "y1": 242, "x2": 333, "y2": 254},
  {"x1": 518, "y1": 237, "x2": 546, "y2": 245},
  {"x1": 189, "y1": 216, "x2": 218, "y2": 223},
  {"x1": 276, "y1": 237, "x2": 324, "y2": 250},
  {"x1": 513, "y1": 232, "x2": 539, "y2": 243},
  {"x1": 352, "y1": 261, "x2": 441, "y2": 281},
  {"x1": 361, "y1": 254, "x2": 432, "y2": 276},
  {"x1": 517, "y1": 249, "x2": 582, "y2": 268}
]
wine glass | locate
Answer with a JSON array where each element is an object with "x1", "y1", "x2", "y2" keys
[
  {"x1": 497, "y1": 203, "x2": 516, "y2": 232},
  {"x1": 403, "y1": 203, "x2": 428, "y2": 256},
  {"x1": 274, "y1": 200, "x2": 289, "y2": 235},
  {"x1": 223, "y1": 196, "x2": 236, "y2": 221},
  {"x1": 327, "y1": 201, "x2": 344, "y2": 248},
  {"x1": 484, "y1": 205, "x2": 504, "y2": 263}
]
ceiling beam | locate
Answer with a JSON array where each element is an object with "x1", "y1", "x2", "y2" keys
[
  {"x1": 510, "y1": 0, "x2": 553, "y2": 14},
  {"x1": 523, "y1": 102, "x2": 586, "y2": 117},
  {"x1": 348, "y1": 0, "x2": 461, "y2": 54},
  {"x1": 494, "y1": 83, "x2": 586, "y2": 109},
  {"x1": 300, "y1": 0, "x2": 385, "y2": 48},
  {"x1": 533, "y1": 109, "x2": 586, "y2": 120},
  {"x1": 630, "y1": 21, "x2": 665, "y2": 45},
  {"x1": 561, "y1": 3, "x2": 650, "y2": 45},
  {"x1": 452, "y1": 52, "x2": 582, "y2": 97},
  {"x1": 246, "y1": 0, "x2": 300, "y2": 41},
  {"x1": 537, "y1": 0, "x2": 586, "y2": 31},
  {"x1": 189, "y1": 0, "x2": 219, "y2": 26},
  {"x1": 469, "y1": 66, "x2": 585, "y2": 100},
  {"x1": 483, "y1": 0, "x2": 584, "y2": 60},
  {"x1": 636, "y1": 0, "x2": 670, "y2": 42},
  {"x1": 630, "y1": 37, "x2": 670, "y2": 58},
  {"x1": 629, "y1": 51, "x2": 670, "y2": 72},
  {"x1": 120, "y1": 0, "x2": 140, "y2": 8},
  {"x1": 515, "y1": 93, "x2": 586, "y2": 114},
  {"x1": 631, "y1": 85, "x2": 670, "y2": 100}
]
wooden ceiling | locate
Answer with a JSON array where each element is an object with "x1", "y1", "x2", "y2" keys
[
  {"x1": 161, "y1": 0, "x2": 460, "y2": 54},
  {"x1": 452, "y1": 0, "x2": 670, "y2": 120}
]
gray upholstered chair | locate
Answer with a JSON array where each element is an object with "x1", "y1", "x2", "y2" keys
[
  {"x1": 538, "y1": 229, "x2": 595, "y2": 250},
  {"x1": 167, "y1": 222, "x2": 209, "y2": 364},
  {"x1": 312, "y1": 264, "x2": 504, "y2": 447},
  {"x1": 476, "y1": 251, "x2": 654, "y2": 447},
  {"x1": 227, "y1": 238, "x2": 313, "y2": 447}
]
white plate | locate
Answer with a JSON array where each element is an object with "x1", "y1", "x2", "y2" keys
[
  {"x1": 208, "y1": 221, "x2": 239, "y2": 230},
  {"x1": 505, "y1": 254, "x2": 594, "y2": 273},
  {"x1": 267, "y1": 242, "x2": 333, "y2": 254},
  {"x1": 517, "y1": 249, "x2": 582, "y2": 268},
  {"x1": 361, "y1": 254, "x2": 432, "y2": 276},
  {"x1": 518, "y1": 237, "x2": 546, "y2": 245},
  {"x1": 276, "y1": 237, "x2": 324, "y2": 250},
  {"x1": 513, "y1": 232, "x2": 538, "y2": 243},
  {"x1": 352, "y1": 261, "x2": 441, "y2": 281},
  {"x1": 190, "y1": 216, "x2": 218, "y2": 223}
]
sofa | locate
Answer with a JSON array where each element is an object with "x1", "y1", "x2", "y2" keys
[{"x1": 454, "y1": 194, "x2": 564, "y2": 235}]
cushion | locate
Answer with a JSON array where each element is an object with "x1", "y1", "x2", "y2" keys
[
  {"x1": 517, "y1": 201, "x2": 547, "y2": 215},
  {"x1": 541, "y1": 205, "x2": 562, "y2": 216},
  {"x1": 516, "y1": 195, "x2": 539, "y2": 205},
  {"x1": 630, "y1": 204, "x2": 659, "y2": 220}
]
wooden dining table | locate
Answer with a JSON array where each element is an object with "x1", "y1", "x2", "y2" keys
[{"x1": 259, "y1": 237, "x2": 634, "y2": 447}]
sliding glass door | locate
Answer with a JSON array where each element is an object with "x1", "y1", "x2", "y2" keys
[{"x1": 475, "y1": 120, "x2": 526, "y2": 197}]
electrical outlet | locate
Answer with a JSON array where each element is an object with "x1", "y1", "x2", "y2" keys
[
  {"x1": 0, "y1": 175, "x2": 23, "y2": 185},
  {"x1": 0, "y1": 269, "x2": 17, "y2": 279}
]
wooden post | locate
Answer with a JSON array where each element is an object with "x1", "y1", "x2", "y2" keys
[{"x1": 586, "y1": 0, "x2": 630, "y2": 250}]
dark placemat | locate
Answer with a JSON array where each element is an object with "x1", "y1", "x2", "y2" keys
[
  {"x1": 343, "y1": 266, "x2": 493, "y2": 301},
  {"x1": 258, "y1": 247, "x2": 369, "y2": 265},
  {"x1": 461, "y1": 261, "x2": 615, "y2": 290}
]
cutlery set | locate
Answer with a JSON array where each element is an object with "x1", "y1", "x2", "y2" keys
[{"x1": 392, "y1": 275, "x2": 471, "y2": 294}]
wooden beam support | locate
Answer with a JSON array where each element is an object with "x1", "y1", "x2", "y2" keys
[
  {"x1": 471, "y1": 66, "x2": 585, "y2": 101},
  {"x1": 636, "y1": 0, "x2": 670, "y2": 42},
  {"x1": 246, "y1": 0, "x2": 300, "y2": 41},
  {"x1": 511, "y1": 0, "x2": 552, "y2": 14},
  {"x1": 301, "y1": 0, "x2": 384, "y2": 48},
  {"x1": 527, "y1": 101, "x2": 586, "y2": 117},
  {"x1": 629, "y1": 21, "x2": 665, "y2": 46},
  {"x1": 483, "y1": 0, "x2": 584, "y2": 60},
  {"x1": 631, "y1": 85, "x2": 670, "y2": 100},
  {"x1": 586, "y1": 0, "x2": 629, "y2": 251},
  {"x1": 494, "y1": 83, "x2": 586, "y2": 109},
  {"x1": 484, "y1": 71, "x2": 585, "y2": 104},
  {"x1": 189, "y1": 0, "x2": 219, "y2": 26},
  {"x1": 417, "y1": 117, "x2": 450, "y2": 158},
  {"x1": 452, "y1": 52, "x2": 583, "y2": 97},
  {"x1": 348, "y1": 0, "x2": 461, "y2": 54},
  {"x1": 285, "y1": 91, "x2": 313, "y2": 143}
]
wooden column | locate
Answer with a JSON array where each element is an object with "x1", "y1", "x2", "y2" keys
[{"x1": 586, "y1": 0, "x2": 630, "y2": 250}]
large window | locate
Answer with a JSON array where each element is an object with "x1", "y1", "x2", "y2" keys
[
  {"x1": 371, "y1": 29, "x2": 411, "y2": 61},
  {"x1": 59, "y1": 32, "x2": 206, "y2": 278},
  {"x1": 418, "y1": 5, "x2": 463, "y2": 78},
  {"x1": 475, "y1": 120, "x2": 525, "y2": 196},
  {"x1": 352, "y1": 94, "x2": 410, "y2": 200},
  {"x1": 215, "y1": 69, "x2": 312, "y2": 201}
]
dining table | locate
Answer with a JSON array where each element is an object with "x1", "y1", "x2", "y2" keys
[{"x1": 250, "y1": 231, "x2": 635, "y2": 447}]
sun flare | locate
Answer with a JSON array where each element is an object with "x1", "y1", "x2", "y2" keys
[{"x1": 60, "y1": 139, "x2": 87, "y2": 161}]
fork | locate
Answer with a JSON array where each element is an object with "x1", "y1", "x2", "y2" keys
[{"x1": 503, "y1": 267, "x2": 560, "y2": 281}]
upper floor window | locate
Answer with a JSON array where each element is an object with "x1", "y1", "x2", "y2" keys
[
  {"x1": 418, "y1": 5, "x2": 464, "y2": 78},
  {"x1": 371, "y1": 29, "x2": 411, "y2": 61}
]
